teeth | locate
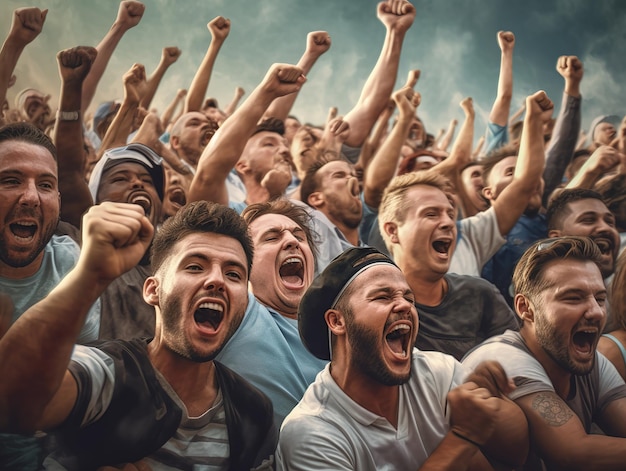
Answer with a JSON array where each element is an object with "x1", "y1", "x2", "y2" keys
[
  {"x1": 199, "y1": 302, "x2": 222, "y2": 312},
  {"x1": 390, "y1": 324, "x2": 410, "y2": 333},
  {"x1": 282, "y1": 257, "x2": 301, "y2": 266},
  {"x1": 15, "y1": 221, "x2": 36, "y2": 226}
]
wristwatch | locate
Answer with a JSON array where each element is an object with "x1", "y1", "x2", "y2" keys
[{"x1": 56, "y1": 110, "x2": 81, "y2": 121}]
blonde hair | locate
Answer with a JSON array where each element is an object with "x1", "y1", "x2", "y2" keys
[{"x1": 379, "y1": 171, "x2": 454, "y2": 256}]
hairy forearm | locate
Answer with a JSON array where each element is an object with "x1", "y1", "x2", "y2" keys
[{"x1": 489, "y1": 52, "x2": 513, "y2": 126}]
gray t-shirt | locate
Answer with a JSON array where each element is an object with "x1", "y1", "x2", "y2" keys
[{"x1": 415, "y1": 273, "x2": 518, "y2": 360}]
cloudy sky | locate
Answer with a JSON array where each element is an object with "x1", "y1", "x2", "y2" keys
[{"x1": 2, "y1": 0, "x2": 625, "y2": 145}]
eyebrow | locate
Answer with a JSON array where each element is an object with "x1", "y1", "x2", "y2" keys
[
  {"x1": 0, "y1": 169, "x2": 57, "y2": 180},
  {"x1": 183, "y1": 252, "x2": 247, "y2": 274},
  {"x1": 259, "y1": 226, "x2": 305, "y2": 238}
]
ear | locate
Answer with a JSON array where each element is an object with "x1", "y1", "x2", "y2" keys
[
  {"x1": 514, "y1": 294, "x2": 535, "y2": 323},
  {"x1": 307, "y1": 191, "x2": 324, "y2": 209},
  {"x1": 170, "y1": 135, "x2": 180, "y2": 150},
  {"x1": 482, "y1": 185, "x2": 495, "y2": 202},
  {"x1": 548, "y1": 229, "x2": 562, "y2": 238},
  {"x1": 235, "y1": 158, "x2": 250, "y2": 175},
  {"x1": 143, "y1": 276, "x2": 160, "y2": 307},
  {"x1": 383, "y1": 221, "x2": 399, "y2": 243},
  {"x1": 325, "y1": 309, "x2": 346, "y2": 337}
]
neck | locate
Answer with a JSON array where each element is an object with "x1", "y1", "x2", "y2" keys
[
  {"x1": 330, "y1": 362, "x2": 400, "y2": 428},
  {"x1": 406, "y1": 271, "x2": 447, "y2": 306},
  {"x1": 0, "y1": 253, "x2": 44, "y2": 279},
  {"x1": 148, "y1": 339, "x2": 218, "y2": 416}
]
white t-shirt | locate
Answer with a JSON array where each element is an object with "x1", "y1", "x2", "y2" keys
[{"x1": 276, "y1": 349, "x2": 467, "y2": 470}]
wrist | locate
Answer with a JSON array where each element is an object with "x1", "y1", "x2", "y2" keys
[
  {"x1": 450, "y1": 428, "x2": 484, "y2": 448},
  {"x1": 56, "y1": 110, "x2": 81, "y2": 122}
]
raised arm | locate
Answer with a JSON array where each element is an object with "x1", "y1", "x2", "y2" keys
[
  {"x1": 98, "y1": 63, "x2": 148, "y2": 155},
  {"x1": 343, "y1": 0, "x2": 415, "y2": 147},
  {"x1": 140, "y1": 46, "x2": 182, "y2": 110},
  {"x1": 223, "y1": 86, "x2": 245, "y2": 118},
  {"x1": 263, "y1": 31, "x2": 331, "y2": 121},
  {"x1": 489, "y1": 91, "x2": 553, "y2": 236},
  {"x1": 436, "y1": 119, "x2": 458, "y2": 153},
  {"x1": 54, "y1": 46, "x2": 98, "y2": 227},
  {"x1": 0, "y1": 203, "x2": 153, "y2": 433},
  {"x1": 364, "y1": 84, "x2": 420, "y2": 208},
  {"x1": 0, "y1": 7, "x2": 47, "y2": 117},
  {"x1": 483, "y1": 31, "x2": 515, "y2": 155},
  {"x1": 542, "y1": 55, "x2": 584, "y2": 205},
  {"x1": 188, "y1": 64, "x2": 306, "y2": 205},
  {"x1": 81, "y1": 1, "x2": 145, "y2": 114},
  {"x1": 565, "y1": 145, "x2": 620, "y2": 190},
  {"x1": 184, "y1": 16, "x2": 230, "y2": 113},
  {"x1": 435, "y1": 98, "x2": 476, "y2": 215},
  {"x1": 160, "y1": 88, "x2": 187, "y2": 130}
]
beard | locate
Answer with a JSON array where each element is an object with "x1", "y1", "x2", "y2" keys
[
  {"x1": 347, "y1": 320, "x2": 411, "y2": 386},
  {"x1": 535, "y1": 313, "x2": 594, "y2": 376},
  {"x1": 159, "y1": 294, "x2": 233, "y2": 363},
  {"x1": 0, "y1": 211, "x2": 58, "y2": 268}
]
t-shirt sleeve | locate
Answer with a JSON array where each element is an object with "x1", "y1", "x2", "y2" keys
[
  {"x1": 65, "y1": 345, "x2": 116, "y2": 428},
  {"x1": 276, "y1": 416, "x2": 356, "y2": 470},
  {"x1": 462, "y1": 341, "x2": 554, "y2": 401},
  {"x1": 484, "y1": 121, "x2": 509, "y2": 156},
  {"x1": 597, "y1": 352, "x2": 626, "y2": 412},
  {"x1": 458, "y1": 206, "x2": 506, "y2": 270}
]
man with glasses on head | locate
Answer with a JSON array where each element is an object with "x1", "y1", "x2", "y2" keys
[{"x1": 463, "y1": 236, "x2": 626, "y2": 470}]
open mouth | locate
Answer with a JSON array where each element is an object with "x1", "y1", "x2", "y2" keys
[
  {"x1": 168, "y1": 188, "x2": 186, "y2": 207},
  {"x1": 572, "y1": 329, "x2": 597, "y2": 355},
  {"x1": 432, "y1": 239, "x2": 451, "y2": 254},
  {"x1": 129, "y1": 194, "x2": 152, "y2": 217},
  {"x1": 385, "y1": 322, "x2": 411, "y2": 359},
  {"x1": 194, "y1": 302, "x2": 223, "y2": 333},
  {"x1": 10, "y1": 221, "x2": 37, "y2": 241},
  {"x1": 593, "y1": 238, "x2": 614, "y2": 256},
  {"x1": 279, "y1": 257, "x2": 304, "y2": 287},
  {"x1": 200, "y1": 129, "x2": 214, "y2": 147}
]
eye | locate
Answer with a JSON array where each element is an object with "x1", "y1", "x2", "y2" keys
[
  {"x1": 185, "y1": 264, "x2": 202, "y2": 271},
  {"x1": 39, "y1": 182, "x2": 55, "y2": 190},
  {"x1": 226, "y1": 271, "x2": 243, "y2": 280},
  {"x1": 596, "y1": 296, "x2": 607, "y2": 306},
  {"x1": 0, "y1": 177, "x2": 20, "y2": 186}
]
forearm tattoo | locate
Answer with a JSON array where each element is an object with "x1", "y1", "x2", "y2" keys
[{"x1": 531, "y1": 393, "x2": 574, "y2": 426}]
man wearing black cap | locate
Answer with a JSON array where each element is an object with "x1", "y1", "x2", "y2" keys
[{"x1": 276, "y1": 246, "x2": 528, "y2": 470}]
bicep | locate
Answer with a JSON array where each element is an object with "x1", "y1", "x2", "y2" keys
[
  {"x1": 515, "y1": 391, "x2": 587, "y2": 462},
  {"x1": 36, "y1": 369, "x2": 78, "y2": 430}
]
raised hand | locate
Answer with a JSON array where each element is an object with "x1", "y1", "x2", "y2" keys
[
  {"x1": 56, "y1": 46, "x2": 98, "y2": 86},
  {"x1": 9, "y1": 7, "x2": 47, "y2": 46},
  {"x1": 123, "y1": 63, "x2": 148, "y2": 105},
  {"x1": 526, "y1": 90, "x2": 554, "y2": 124},
  {"x1": 460, "y1": 96, "x2": 474, "y2": 118},
  {"x1": 497, "y1": 30, "x2": 515, "y2": 53},
  {"x1": 259, "y1": 63, "x2": 307, "y2": 99},
  {"x1": 377, "y1": 0, "x2": 415, "y2": 34},
  {"x1": 116, "y1": 1, "x2": 145, "y2": 31},
  {"x1": 306, "y1": 31, "x2": 331, "y2": 57},
  {"x1": 208, "y1": 16, "x2": 231, "y2": 42},
  {"x1": 405, "y1": 69, "x2": 420, "y2": 89},
  {"x1": 556, "y1": 55, "x2": 583, "y2": 82},
  {"x1": 78, "y1": 202, "x2": 153, "y2": 285},
  {"x1": 392, "y1": 85, "x2": 420, "y2": 119},
  {"x1": 161, "y1": 47, "x2": 182, "y2": 66}
]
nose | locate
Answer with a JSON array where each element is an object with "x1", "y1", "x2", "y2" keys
[
  {"x1": 282, "y1": 231, "x2": 300, "y2": 250},
  {"x1": 585, "y1": 297, "x2": 606, "y2": 323},
  {"x1": 130, "y1": 174, "x2": 145, "y2": 189},
  {"x1": 202, "y1": 265, "x2": 225, "y2": 292},
  {"x1": 19, "y1": 181, "x2": 40, "y2": 207}
]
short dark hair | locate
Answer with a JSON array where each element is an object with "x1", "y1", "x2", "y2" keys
[
  {"x1": 242, "y1": 198, "x2": 319, "y2": 263},
  {"x1": 545, "y1": 188, "x2": 606, "y2": 231},
  {"x1": 0, "y1": 122, "x2": 57, "y2": 161},
  {"x1": 513, "y1": 236, "x2": 603, "y2": 300},
  {"x1": 150, "y1": 201, "x2": 254, "y2": 275}
]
